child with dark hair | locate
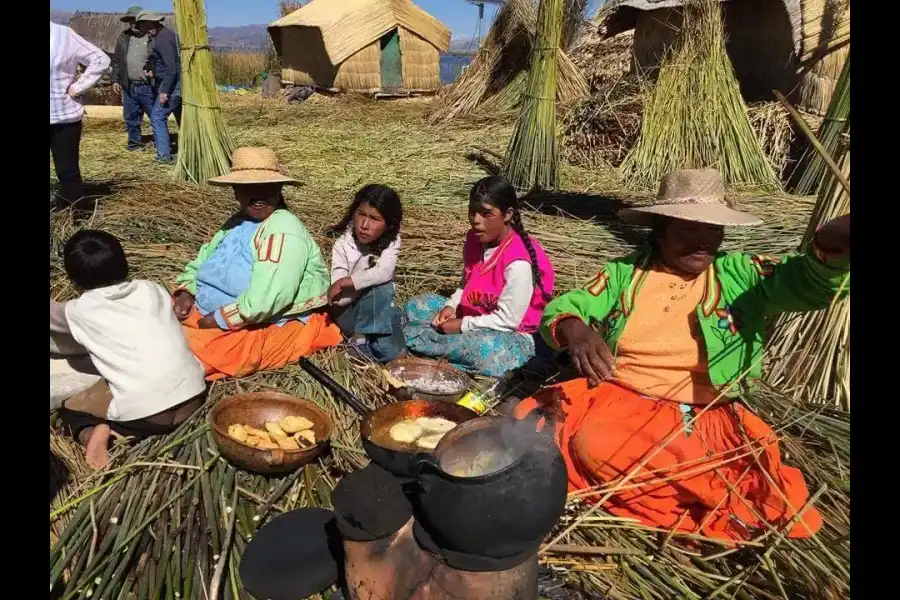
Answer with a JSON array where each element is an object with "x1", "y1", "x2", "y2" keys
[
  {"x1": 328, "y1": 184, "x2": 406, "y2": 362},
  {"x1": 403, "y1": 176, "x2": 556, "y2": 376},
  {"x1": 50, "y1": 230, "x2": 206, "y2": 469}
]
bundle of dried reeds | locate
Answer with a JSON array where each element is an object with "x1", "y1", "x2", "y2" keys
[
  {"x1": 427, "y1": 0, "x2": 588, "y2": 123},
  {"x1": 767, "y1": 135, "x2": 850, "y2": 408},
  {"x1": 620, "y1": 0, "x2": 778, "y2": 190},
  {"x1": 173, "y1": 0, "x2": 235, "y2": 184},
  {"x1": 502, "y1": 0, "x2": 566, "y2": 191},
  {"x1": 791, "y1": 53, "x2": 850, "y2": 195}
]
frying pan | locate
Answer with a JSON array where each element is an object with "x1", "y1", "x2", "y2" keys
[{"x1": 298, "y1": 358, "x2": 478, "y2": 478}]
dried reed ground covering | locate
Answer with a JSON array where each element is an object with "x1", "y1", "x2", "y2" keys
[{"x1": 50, "y1": 95, "x2": 844, "y2": 598}]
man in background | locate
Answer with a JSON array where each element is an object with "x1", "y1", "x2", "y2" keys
[
  {"x1": 50, "y1": 21, "x2": 109, "y2": 207},
  {"x1": 137, "y1": 12, "x2": 182, "y2": 164},
  {"x1": 110, "y1": 6, "x2": 155, "y2": 151}
]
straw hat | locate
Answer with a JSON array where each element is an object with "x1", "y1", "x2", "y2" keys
[
  {"x1": 208, "y1": 147, "x2": 300, "y2": 187},
  {"x1": 618, "y1": 168, "x2": 762, "y2": 227},
  {"x1": 120, "y1": 6, "x2": 143, "y2": 22}
]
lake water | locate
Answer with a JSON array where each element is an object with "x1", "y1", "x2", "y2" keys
[{"x1": 440, "y1": 55, "x2": 473, "y2": 85}]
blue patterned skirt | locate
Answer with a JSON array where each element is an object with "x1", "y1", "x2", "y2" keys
[{"x1": 403, "y1": 294, "x2": 536, "y2": 377}]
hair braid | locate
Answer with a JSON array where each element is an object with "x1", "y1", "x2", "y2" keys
[{"x1": 510, "y1": 211, "x2": 551, "y2": 301}]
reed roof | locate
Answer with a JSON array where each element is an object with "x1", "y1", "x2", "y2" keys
[{"x1": 269, "y1": 0, "x2": 451, "y2": 65}]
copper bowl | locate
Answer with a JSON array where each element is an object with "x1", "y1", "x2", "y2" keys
[
  {"x1": 385, "y1": 357, "x2": 473, "y2": 404},
  {"x1": 209, "y1": 392, "x2": 333, "y2": 475}
]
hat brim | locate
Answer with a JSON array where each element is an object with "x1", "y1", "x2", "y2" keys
[
  {"x1": 120, "y1": 16, "x2": 137, "y2": 22},
  {"x1": 207, "y1": 170, "x2": 300, "y2": 187},
  {"x1": 618, "y1": 203, "x2": 763, "y2": 227}
]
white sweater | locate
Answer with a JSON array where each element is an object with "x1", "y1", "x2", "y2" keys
[
  {"x1": 50, "y1": 280, "x2": 206, "y2": 421},
  {"x1": 330, "y1": 230, "x2": 401, "y2": 307}
]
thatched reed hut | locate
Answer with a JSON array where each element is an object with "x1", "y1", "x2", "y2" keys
[
  {"x1": 603, "y1": 0, "x2": 849, "y2": 115},
  {"x1": 268, "y1": 0, "x2": 451, "y2": 94},
  {"x1": 68, "y1": 11, "x2": 178, "y2": 106}
]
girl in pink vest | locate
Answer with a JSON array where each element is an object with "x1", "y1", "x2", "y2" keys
[{"x1": 404, "y1": 176, "x2": 555, "y2": 376}]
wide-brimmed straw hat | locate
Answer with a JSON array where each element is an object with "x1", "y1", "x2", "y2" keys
[
  {"x1": 618, "y1": 168, "x2": 763, "y2": 227},
  {"x1": 120, "y1": 6, "x2": 143, "y2": 22},
  {"x1": 208, "y1": 147, "x2": 300, "y2": 187}
]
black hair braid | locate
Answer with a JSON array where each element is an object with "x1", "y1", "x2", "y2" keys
[{"x1": 510, "y1": 211, "x2": 551, "y2": 301}]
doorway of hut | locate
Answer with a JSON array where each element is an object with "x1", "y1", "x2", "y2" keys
[{"x1": 380, "y1": 29, "x2": 403, "y2": 92}]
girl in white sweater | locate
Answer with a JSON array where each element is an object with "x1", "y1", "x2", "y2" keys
[{"x1": 328, "y1": 185, "x2": 405, "y2": 362}]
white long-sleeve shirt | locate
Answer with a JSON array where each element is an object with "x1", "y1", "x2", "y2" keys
[
  {"x1": 49, "y1": 281, "x2": 206, "y2": 421},
  {"x1": 444, "y1": 245, "x2": 534, "y2": 333},
  {"x1": 331, "y1": 230, "x2": 401, "y2": 307},
  {"x1": 50, "y1": 21, "x2": 110, "y2": 125}
]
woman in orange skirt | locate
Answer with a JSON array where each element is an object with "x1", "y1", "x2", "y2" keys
[
  {"x1": 515, "y1": 169, "x2": 850, "y2": 542},
  {"x1": 173, "y1": 147, "x2": 341, "y2": 380}
]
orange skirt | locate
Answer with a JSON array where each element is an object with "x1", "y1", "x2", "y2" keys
[
  {"x1": 181, "y1": 309, "x2": 342, "y2": 381},
  {"x1": 514, "y1": 379, "x2": 822, "y2": 542}
]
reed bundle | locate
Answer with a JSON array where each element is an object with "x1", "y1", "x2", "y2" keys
[
  {"x1": 620, "y1": 0, "x2": 778, "y2": 190},
  {"x1": 173, "y1": 0, "x2": 235, "y2": 184},
  {"x1": 767, "y1": 59, "x2": 850, "y2": 410},
  {"x1": 790, "y1": 53, "x2": 850, "y2": 195},
  {"x1": 502, "y1": 0, "x2": 566, "y2": 192},
  {"x1": 427, "y1": 0, "x2": 588, "y2": 123}
]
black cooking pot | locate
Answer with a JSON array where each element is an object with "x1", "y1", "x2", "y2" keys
[
  {"x1": 408, "y1": 415, "x2": 567, "y2": 559},
  {"x1": 360, "y1": 400, "x2": 479, "y2": 479}
]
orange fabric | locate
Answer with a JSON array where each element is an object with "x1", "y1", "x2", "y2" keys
[
  {"x1": 514, "y1": 379, "x2": 822, "y2": 542},
  {"x1": 613, "y1": 268, "x2": 718, "y2": 405},
  {"x1": 181, "y1": 309, "x2": 342, "y2": 381}
]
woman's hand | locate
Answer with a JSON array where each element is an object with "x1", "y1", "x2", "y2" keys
[
  {"x1": 431, "y1": 306, "x2": 456, "y2": 328},
  {"x1": 173, "y1": 291, "x2": 194, "y2": 321},
  {"x1": 198, "y1": 314, "x2": 219, "y2": 329},
  {"x1": 436, "y1": 318, "x2": 463, "y2": 335},
  {"x1": 815, "y1": 214, "x2": 850, "y2": 254},
  {"x1": 556, "y1": 317, "x2": 616, "y2": 387}
]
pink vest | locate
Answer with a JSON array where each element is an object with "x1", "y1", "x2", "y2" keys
[{"x1": 458, "y1": 230, "x2": 555, "y2": 333}]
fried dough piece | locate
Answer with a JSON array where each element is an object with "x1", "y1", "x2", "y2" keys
[
  {"x1": 294, "y1": 430, "x2": 316, "y2": 447},
  {"x1": 228, "y1": 424, "x2": 249, "y2": 442},
  {"x1": 272, "y1": 434, "x2": 300, "y2": 451},
  {"x1": 389, "y1": 422, "x2": 423, "y2": 444},
  {"x1": 280, "y1": 415, "x2": 314, "y2": 434},
  {"x1": 265, "y1": 422, "x2": 288, "y2": 438}
]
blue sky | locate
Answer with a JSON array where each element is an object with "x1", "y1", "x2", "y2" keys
[{"x1": 52, "y1": 1, "x2": 603, "y2": 35}]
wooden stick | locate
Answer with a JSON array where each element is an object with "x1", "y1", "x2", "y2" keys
[{"x1": 773, "y1": 90, "x2": 850, "y2": 196}]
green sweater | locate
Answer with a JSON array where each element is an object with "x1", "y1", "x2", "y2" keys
[
  {"x1": 542, "y1": 242, "x2": 850, "y2": 398},
  {"x1": 176, "y1": 210, "x2": 329, "y2": 329}
]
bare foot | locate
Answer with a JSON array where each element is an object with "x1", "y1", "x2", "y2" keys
[{"x1": 83, "y1": 424, "x2": 112, "y2": 470}]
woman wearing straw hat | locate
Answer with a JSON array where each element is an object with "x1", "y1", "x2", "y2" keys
[
  {"x1": 173, "y1": 147, "x2": 341, "y2": 380},
  {"x1": 514, "y1": 168, "x2": 850, "y2": 542}
]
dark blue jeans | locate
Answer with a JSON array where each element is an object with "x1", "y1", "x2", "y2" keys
[
  {"x1": 332, "y1": 283, "x2": 405, "y2": 363},
  {"x1": 123, "y1": 84, "x2": 155, "y2": 148},
  {"x1": 149, "y1": 93, "x2": 182, "y2": 160}
]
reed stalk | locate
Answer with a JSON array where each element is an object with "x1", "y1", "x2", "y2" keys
[
  {"x1": 173, "y1": 0, "x2": 235, "y2": 184},
  {"x1": 502, "y1": 0, "x2": 565, "y2": 192}
]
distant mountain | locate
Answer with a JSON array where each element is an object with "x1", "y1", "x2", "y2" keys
[
  {"x1": 48, "y1": 13, "x2": 481, "y2": 55},
  {"x1": 51, "y1": 10, "x2": 73, "y2": 24}
]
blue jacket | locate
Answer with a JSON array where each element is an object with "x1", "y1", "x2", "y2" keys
[{"x1": 150, "y1": 26, "x2": 180, "y2": 96}]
